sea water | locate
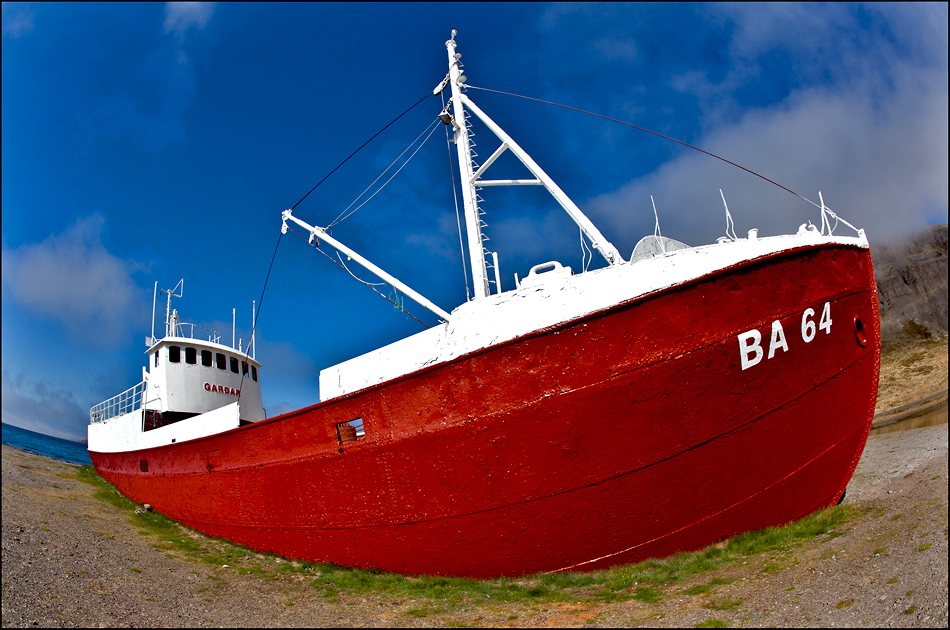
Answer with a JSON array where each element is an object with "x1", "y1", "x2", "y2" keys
[{"x1": 1, "y1": 423, "x2": 92, "y2": 466}]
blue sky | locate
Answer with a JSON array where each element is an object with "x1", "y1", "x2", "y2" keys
[{"x1": 3, "y1": 3, "x2": 947, "y2": 442}]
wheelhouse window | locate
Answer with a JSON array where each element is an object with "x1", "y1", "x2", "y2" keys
[
  {"x1": 201, "y1": 350, "x2": 213, "y2": 367},
  {"x1": 251, "y1": 365, "x2": 258, "y2": 382},
  {"x1": 154, "y1": 351, "x2": 159, "y2": 367},
  {"x1": 216, "y1": 353, "x2": 226, "y2": 370},
  {"x1": 230, "y1": 357, "x2": 239, "y2": 374},
  {"x1": 242, "y1": 361, "x2": 249, "y2": 377},
  {"x1": 185, "y1": 347, "x2": 197, "y2": 365},
  {"x1": 169, "y1": 346, "x2": 181, "y2": 363}
]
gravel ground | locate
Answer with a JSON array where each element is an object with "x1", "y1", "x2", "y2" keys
[
  {"x1": 875, "y1": 337, "x2": 948, "y2": 414},
  {"x1": 2, "y1": 422, "x2": 947, "y2": 628}
]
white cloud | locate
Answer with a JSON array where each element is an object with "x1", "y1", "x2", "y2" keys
[
  {"x1": 1, "y1": 215, "x2": 148, "y2": 346},
  {"x1": 1, "y1": 369, "x2": 88, "y2": 443},
  {"x1": 1, "y1": 3, "x2": 35, "y2": 39},
  {"x1": 588, "y1": 71, "x2": 948, "y2": 249},
  {"x1": 164, "y1": 2, "x2": 215, "y2": 37},
  {"x1": 580, "y1": 5, "x2": 948, "y2": 250}
]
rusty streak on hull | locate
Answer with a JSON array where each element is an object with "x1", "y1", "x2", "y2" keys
[{"x1": 91, "y1": 243, "x2": 880, "y2": 577}]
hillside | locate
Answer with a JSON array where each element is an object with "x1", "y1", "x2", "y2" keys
[{"x1": 872, "y1": 224, "x2": 948, "y2": 349}]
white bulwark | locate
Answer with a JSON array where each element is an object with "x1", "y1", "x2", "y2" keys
[
  {"x1": 319, "y1": 229, "x2": 869, "y2": 401},
  {"x1": 89, "y1": 284, "x2": 265, "y2": 453}
]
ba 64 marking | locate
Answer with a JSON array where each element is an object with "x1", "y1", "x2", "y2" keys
[{"x1": 738, "y1": 302, "x2": 832, "y2": 370}]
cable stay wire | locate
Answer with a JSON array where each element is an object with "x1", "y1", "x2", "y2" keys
[
  {"x1": 235, "y1": 91, "x2": 435, "y2": 382},
  {"x1": 463, "y1": 84, "x2": 828, "y2": 212},
  {"x1": 243, "y1": 90, "x2": 434, "y2": 345},
  {"x1": 329, "y1": 117, "x2": 442, "y2": 228},
  {"x1": 291, "y1": 91, "x2": 433, "y2": 211},
  {"x1": 237, "y1": 228, "x2": 283, "y2": 398}
]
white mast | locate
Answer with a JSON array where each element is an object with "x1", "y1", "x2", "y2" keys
[
  {"x1": 446, "y1": 30, "x2": 491, "y2": 299},
  {"x1": 442, "y1": 31, "x2": 624, "y2": 292},
  {"x1": 149, "y1": 281, "x2": 158, "y2": 345},
  {"x1": 458, "y1": 95, "x2": 623, "y2": 266}
]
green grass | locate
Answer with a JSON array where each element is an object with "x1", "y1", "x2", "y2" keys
[
  {"x1": 72, "y1": 465, "x2": 260, "y2": 570},
  {"x1": 724, "y1": 505, "x2": 854, "y2": 556},
  {"x1": 695, "y1": 620, "x2": 727, "y2": 628},
  {"x1": 72, "y1": 464, "x2": 860, "y2": 615}
]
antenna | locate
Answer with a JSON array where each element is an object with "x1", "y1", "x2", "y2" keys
[
  {"x1": 819, "y1": 191, "x2": 831, "y2": 235},
  {"x1": 651, "y1": 196, "x2": 666, "y2": 254},
  {"x1": 149, "y1": 281, "x2": 158, "y2": 345},
  {"x1": 161, "y1": 279, "x2": 183, "y2": 337},
  {"x1": 720, "y1": 190, "x2": 738, "y2": 242}
]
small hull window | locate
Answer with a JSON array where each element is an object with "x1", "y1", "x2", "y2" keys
[{"x1": 336, "y1": 418, "x2": 365, "y2": 449}]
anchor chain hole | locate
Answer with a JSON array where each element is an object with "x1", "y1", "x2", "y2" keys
[{"x1": 853, "y1": 316, "x2": 868, "y2": 347}]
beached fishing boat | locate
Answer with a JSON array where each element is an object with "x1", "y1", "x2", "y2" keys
[{"x1": 88, "y1": 32, "x2": 880, "y2": 578}]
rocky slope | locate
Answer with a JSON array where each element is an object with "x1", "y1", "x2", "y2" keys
[{"x1": 873, "y1": 224, "x2": 948, "y2": 348}]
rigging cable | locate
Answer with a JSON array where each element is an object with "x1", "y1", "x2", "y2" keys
[
  {"x1": 464, "y1": 84, "x2": 826, "y2": 212},
  {"x1": 329, "y1": 118, "x2": 442, "y2": 228},
  {"x1": 290, "y1": 91, "x2": 433, "y2": 211},
  {"x1": 237, "y1": 228, "x2": 283, "y2": 401},
  {"x1": 285, "y1": 224, "x2": 431, "y2": 330},
  {"x1": 237, "y1": 90, "x2": 436, "y2": 404}
]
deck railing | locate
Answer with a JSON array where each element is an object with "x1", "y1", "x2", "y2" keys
[
  {"x1": 173, "y1": 322, "x2": 221, "y2": 344},
  {"x1": 90, "y1": 381, "x2": 146, "y2": 424}
]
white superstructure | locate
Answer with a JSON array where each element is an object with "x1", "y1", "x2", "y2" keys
[{"x1": 89, "y1": 281, "x2": 264, "y2": 453}]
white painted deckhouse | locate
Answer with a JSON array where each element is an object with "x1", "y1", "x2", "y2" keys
[{"x1": 88, "y1": 280, "x2": 264, "y2": 454}]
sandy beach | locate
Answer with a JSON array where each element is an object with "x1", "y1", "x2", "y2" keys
[{"x1": 2, "y1": 419, "x2": 946, "y2": 628}]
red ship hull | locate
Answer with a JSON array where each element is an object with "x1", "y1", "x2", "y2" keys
[{"x1": 90, "y1": 243, "x2": 880, "y2": 578}]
